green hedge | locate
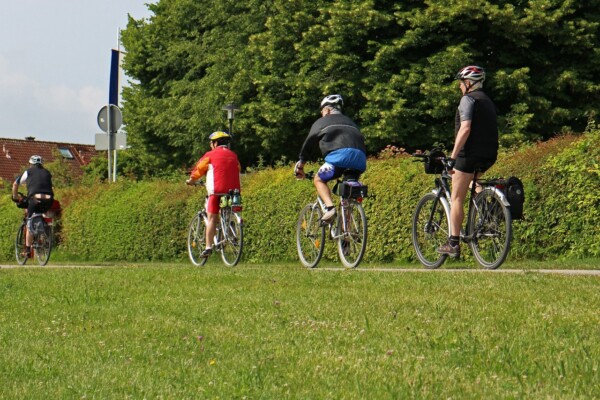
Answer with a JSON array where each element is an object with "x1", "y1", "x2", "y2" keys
[{"x1": 1, "y1": 129, "x2": 598, "y2": 263}]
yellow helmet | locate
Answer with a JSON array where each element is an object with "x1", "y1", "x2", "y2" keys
[{"x1": 209, "y1": 131, "x2": 231, "y2": 141}]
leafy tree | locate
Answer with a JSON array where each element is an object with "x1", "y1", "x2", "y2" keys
[{"x1": 121, "y1": 0, "x2": 600, "y2": 174}]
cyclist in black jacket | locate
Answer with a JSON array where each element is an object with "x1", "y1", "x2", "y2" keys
[
  {"x1": 438, "y1": 66, "x2": 499, "y2": 258},
  {"x1": 294, "y1": 95, "x2": 367, "y2": 222},
  {"x1": 12, "y1": 155, "x2": 54, "y2": 257}
]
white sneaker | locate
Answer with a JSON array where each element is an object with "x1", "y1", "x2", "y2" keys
[{"x1": 321, "y1": 208, "x2": 336, "y2": 223}]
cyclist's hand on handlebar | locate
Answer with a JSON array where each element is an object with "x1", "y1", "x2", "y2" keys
[
  {"x1": 444, "y1": 158, "x2": 456, "y2": 170},
  {"x1": 294, "y1": 161, "x2": 305, "y2": 179}
]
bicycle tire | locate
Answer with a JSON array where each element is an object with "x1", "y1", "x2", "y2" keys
[
  {"x1": 15, "y1": 223, "x2": 28, "y2": 265},
  {"x1": 412, "y1": 192, "x2": 450, "y2": 269},
  {"x1": 35, "y1": 221, "x2": 52, "y2": 266},
  {"x1": 220, "y1": 209, "x2": 243, "y2": 267},
  {"x1": 468, "y1": 188, "x2": 512, "y2": 270},
  {"x1": 337, "y1": 201, "x2": 367, "y2": 268},
  {"x1": 188, "y1": 212, "x2": 208, "y2": 266},
  {"x1": 296, "y1": 203, "x2": 326, "y2": 268}
]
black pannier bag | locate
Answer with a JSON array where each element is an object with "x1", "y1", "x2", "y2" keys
[
  {"x1": 425, "y1": 149, "x2": 445, "y2": 174},
  {"x1": 504, "y1": 176, "x2": 525, "y2": 220},
  {"x1": 334, "y1": 181, "x2": 368, "y2": 199}
]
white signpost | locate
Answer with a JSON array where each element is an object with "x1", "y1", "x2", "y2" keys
[{"x1": 96, "y1": 105, "x2": 125, "y2": 182}]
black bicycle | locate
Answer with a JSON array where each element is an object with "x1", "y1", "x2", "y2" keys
[
  {"x1": 15, "y1": 198, "x2": 53, "y2": 266},
  {"x1": 296, "y1": 171, "x2": 368, "y2": 268},
  {"x1": 411, "y1": 150, "x2": 512, "y2": 269},
  {"x1": 187, "y1": 182, "x2": 243, "y2": 267}
]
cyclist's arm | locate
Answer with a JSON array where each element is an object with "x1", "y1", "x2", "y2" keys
[
  {"x1": 189, "y1": 157, "x2": 210, "y2": 182},
  {"x1": 451, "y1": 120, "x2": 472, "y2": 160},
  {"x1": 12, "y1": 172, "x2": 26, "y2": 199},
  {"x1": 450, "y1": 96, "x2": 474, "y2": 160}
]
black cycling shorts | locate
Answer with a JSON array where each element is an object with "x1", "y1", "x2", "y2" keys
[
  {"x1": 455, "y1": 156, "x2": 496, "y2": 174},
  {"x1": 27, "y1": 197, "x2": 54, "y2": 218}
]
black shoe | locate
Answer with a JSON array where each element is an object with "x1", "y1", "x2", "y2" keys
[
  {"x1": 437, "y1": 242, "x2": 460, "y2": 258},
  {"x1": 201, "y1": 248, "x2": 212, "y2": 258}
]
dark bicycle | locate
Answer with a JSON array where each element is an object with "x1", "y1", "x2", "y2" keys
[
  {"x1": 187, "y1": 181, "x2": 243, "y2": 267},
  {"x1": 15, "y1": 193, "x2": 53, "y2": 266},
  {"x1": 411, "y1": 150, "x2": 512, "y2": 269},
  {"x1": 296, "y1": 171, "x2": 368, "y2": 269}
]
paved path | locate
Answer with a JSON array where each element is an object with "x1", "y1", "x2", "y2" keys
[
  {"x1": 319, "y1": 267, "x2": 600, "y2": 276},
  {"x1": 2, "y1": 264, "x2": 600, "y2": 276}
]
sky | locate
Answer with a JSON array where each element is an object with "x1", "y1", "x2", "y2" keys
[{"x1": 0, "y1": 0, "x2": 154, "y2": 145}]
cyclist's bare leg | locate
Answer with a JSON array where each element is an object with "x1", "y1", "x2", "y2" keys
[
  {"x1": 314, "y1": 174, "x2": 334, "y2": 208},
  {"x1": 26, "y1": 229, "x2": 34, "y2": 247},
  {"x1": 450, "y1": 170, "x2": 474, "y2": 237},
  {"x1": 206, "y1": 212, "x2": 219, "y2": 250}
]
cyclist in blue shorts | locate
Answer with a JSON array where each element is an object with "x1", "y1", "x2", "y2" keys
[{"x1": 294, "y1": 94, "x2": 367, "y2": 222}]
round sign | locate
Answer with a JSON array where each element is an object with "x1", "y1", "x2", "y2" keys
[{"x1": 97, "y1": 105, "x2": 123, "y2": 133}]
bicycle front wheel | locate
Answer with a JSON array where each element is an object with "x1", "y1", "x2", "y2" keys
[
  {"x1": 337, "y1": 201, "x2": 367, "y2": 268},
  {"x1": 35, "y1": 222, "x2": 52, "y2": 266},
  {"x1": 188, "y1": 212, "x2": 208, "y2": 266},
  {"x1": 296, "y1": 204, "x2": 325, "y2": 268},
  {"x1": 220, "y1": 210, "x2": 243, "y2": 267},
  {"x1": 412, "y1": 193, "x2": 450, "y2": 269},
  {"x1": 15, "y1": 223, "x2": 28, "y2": 265},
  {"x1": 468, "y1": 188, "x2": 512, "y2": 270}
]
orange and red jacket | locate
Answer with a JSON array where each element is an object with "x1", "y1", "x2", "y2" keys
[{"x1": 189, "y1": 146, "x2": 241, "y2": 195}]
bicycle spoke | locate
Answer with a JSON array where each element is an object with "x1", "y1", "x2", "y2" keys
[
  {"x1": 337, "y1": 202, "x2": 367, "y2": 269},
  {"x1": 220, "y1": 210, "x2": 243, "y2": 267},
  {"x1": 187, "y1": 213, "x2": 208, "y2": 266},
  {"x1": 15, "y1": 224, "x2": 28, "y2": 265},
  {"x1": 469, "y1": 189, "x2": 512, "y2": 269},
  {"x1": 412, "y1": 193, "x2": 450, "y2": 269},
  {"x1": 296, "y1": 204, "x2": 325, "y2": 268}
]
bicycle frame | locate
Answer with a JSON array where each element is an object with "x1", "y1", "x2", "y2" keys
[
  {"x1": 428, "y1": 170, "x2": 510, "y2": 243},
  {"x1": 412, "y1": 151, "x2": 513, "y2": 270},
  {"x1": 296, "y1": 171, "x2": 367, "y2": 269},
  {"x1": 187, "y1": 184, "x2": 243, "y2": 267}
]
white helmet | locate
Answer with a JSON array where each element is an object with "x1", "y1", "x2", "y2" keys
[
  {"x1": 320, "y1": 94, "x2": 344, "y2": 110},
  {"x1": 455, "y1": 65, "x2": 485, "y2": 82},
  {"x1": 29, "y1": 155, "x2": 43, "y2": 165}
]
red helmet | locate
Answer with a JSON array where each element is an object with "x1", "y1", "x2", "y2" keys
[{"x1": 455, "y1": 65, "x2": 485, "y2": 82}]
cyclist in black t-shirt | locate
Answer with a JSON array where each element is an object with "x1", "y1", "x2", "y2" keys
[
  {"x1": 438, "y1": 66, "x2": 499, "y2": 258},
  {"x1": 12, "y1": 155, "x2": 54, "y2": 257}
]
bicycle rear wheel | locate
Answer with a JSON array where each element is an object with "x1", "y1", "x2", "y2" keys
[
  {"x1": 187, "y1": 212, "x2": 208, "y2": 266},
  {"x1": 220, "y1": 209, "x2": 243, "y2": 267},
  {"x1": 337, "y1": 201, "x2": 367, "y2": 268},
  {"x1": 412, "y1": 193, "x2": 450, "y2": 269},
  {"x1": 468, "y1": 188, "x2": 512, "y2": 269},
  {"x1": 296, "y1": 203, "x2": 325, "y2": 268},
  {"x1": 35, "y1": 222, "x2": 52, "y2": 266},
  {"x1": 15, "y1": 223, "x2": 28, "y2": 265}
]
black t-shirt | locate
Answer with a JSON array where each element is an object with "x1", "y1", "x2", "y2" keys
[
  {"x1": 454, "y1": 89, "x2": 498, "y2": 160},
  {"x1": 17, "y1": 166, "x2": 54, "y2": 196}
]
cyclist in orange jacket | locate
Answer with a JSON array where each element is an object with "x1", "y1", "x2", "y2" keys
[{"x1": 186, "y1": 131, "x2": 241, "y2": 258}]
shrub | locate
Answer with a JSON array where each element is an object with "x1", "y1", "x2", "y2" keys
[{"x1": 0, "y1": 130, "x2": 598, "y2": 264}]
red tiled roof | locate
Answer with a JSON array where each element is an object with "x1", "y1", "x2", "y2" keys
[{"x1": 0, "y1": 137, "x2": 101, "y2": 182}]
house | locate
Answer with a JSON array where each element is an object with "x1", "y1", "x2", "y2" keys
[{"x1": 0, "y1": 136, "x2": 100, "y2": 183}]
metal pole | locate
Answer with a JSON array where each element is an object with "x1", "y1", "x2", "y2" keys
[
  {"x1": 107, "y1": 104, "x2": 112, "y2": 182},
  {"x1": 229, "y1": 119, "x2": 233, "y2": 137}
]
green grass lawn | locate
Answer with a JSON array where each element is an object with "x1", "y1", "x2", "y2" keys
[{"x1": 1, "y1": 262, "x2": 599, "y2": 399}]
